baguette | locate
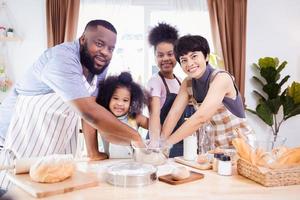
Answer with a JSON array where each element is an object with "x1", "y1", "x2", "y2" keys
[
  {"x1": 277, "y1": 147, "x2": 300, "y2": 165},
  {"x1": 232, "y1": 138, "x2": 252, "y2": 162}
]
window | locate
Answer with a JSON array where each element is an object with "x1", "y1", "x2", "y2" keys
[{"x1": 77, "y1": 0, "x2": 213, "y2": 84}]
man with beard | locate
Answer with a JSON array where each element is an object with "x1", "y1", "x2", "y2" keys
[{"x1": 0, "y1": 20, "x2": 144, "y2": 189}]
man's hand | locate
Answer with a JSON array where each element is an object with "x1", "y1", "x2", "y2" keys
[
  {"x1": 88, "y1": 152, "x2": 108, "y2": 161},
  {"x1": 131, "y1": 138, "x2": 146, "y2": 148}
]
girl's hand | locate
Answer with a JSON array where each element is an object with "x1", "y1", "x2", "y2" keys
[{"x1": 147, "y1": 139, "x2": 160, "y2": 148}]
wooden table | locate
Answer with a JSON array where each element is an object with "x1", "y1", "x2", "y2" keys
[{"x1": 4, "y1": 159, "x2": 300, "y2": 200}]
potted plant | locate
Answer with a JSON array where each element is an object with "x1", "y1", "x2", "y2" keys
[
  {"x1": 6, "y1": 28, "x2": 14, "y2": 37},
  {"x1": 247, "y1": 57, "x2": 300, "y2": 144}
]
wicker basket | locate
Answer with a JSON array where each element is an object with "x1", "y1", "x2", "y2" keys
[{"x1": 237, "y1": 159, "x2": 300, "y2": 187}]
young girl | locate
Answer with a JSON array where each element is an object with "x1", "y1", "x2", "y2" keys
[
  {"x1": 147, "y1": 23, "x2": 194, "y2": 157},
  {"x1": 95, "y1": 72, "x2": 148, "y2": 158}
]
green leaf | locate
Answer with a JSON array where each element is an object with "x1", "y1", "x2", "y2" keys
[
  {"x1": 260, "y1": 66, "x2": 278, "y2": 83},
  {"x1": 245, "y1": 108, "x2": 257, "y2": 115},
  {"x1": 281, "y1": 95, "x2": 295, "y2": 116},
  {"x1": 263, "y1": 83, "x2": 280, "y2": 99},
  {"x1": 287, "y1": 81, "x2": 300, "y2": 104},
  {"x1": 258, "y1": 57, "x2": 276, "y2": 69},
  {"x1": 253, "y1": 90, "x2": 266, "y2": 101},
  {"x1": 274, "y1": 57, "x2": 280, "y2": 68},
  {"x1": 285, "y1": 104, "x2": 300, "y2": 120},
  {"x1": 256, "y1": 102, "x2": 274, "y2": 126},
  {"x1": 252, "y1": 76, "x2": 265, "y2": 87},
  {"x1": 252, "y1": 63, "x2": 260, "y2": 71},
  {"x1": 266, "y1": 97, "x2": 281, "y2": 114},
  {"x1": 278, "y1": 75, "x2": 290, "y2": 87},
  {"x1": 277, "y1": 61, "x2": 287, "y2": 73}
]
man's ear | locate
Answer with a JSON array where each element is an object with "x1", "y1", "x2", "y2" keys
[{"x1": 79, "y1": 35, "x2": 85, "y2": 45}]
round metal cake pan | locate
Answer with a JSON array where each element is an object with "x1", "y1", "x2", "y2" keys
[{"x1": 105, "y1": 162, "x2": 157, "y2": 187}]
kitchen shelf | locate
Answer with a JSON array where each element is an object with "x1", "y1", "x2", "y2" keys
[{"x1": 0, "y1": 35, "x2": 22, "y2": 42}]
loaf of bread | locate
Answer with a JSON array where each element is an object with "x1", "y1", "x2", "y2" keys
[{"x1": 30, "y1": 154, "x2": 75, "y2": 183}]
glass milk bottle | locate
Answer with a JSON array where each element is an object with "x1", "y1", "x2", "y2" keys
[
  {"x1": 183, "y1": 133, "x2": 197, "y2": 161},
  {"x1": 183, "y1": 104, "x2": 197, "y2": 161}
]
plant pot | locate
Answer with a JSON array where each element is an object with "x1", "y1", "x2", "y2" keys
[{"x1": 6, "y1": 32, "x2": 14, "y2": 37}]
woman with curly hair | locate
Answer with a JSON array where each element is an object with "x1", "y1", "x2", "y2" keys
[
  {"x1": 147, "y1": 23, "x2": 194, "y2": 157},
  {"x1": 84, "y1": 72, "x2": 149, "y2": 158}
]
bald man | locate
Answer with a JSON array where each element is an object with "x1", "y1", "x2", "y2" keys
[{"x1": 0, "y1": 20, "x2": 143, "y2": 188}]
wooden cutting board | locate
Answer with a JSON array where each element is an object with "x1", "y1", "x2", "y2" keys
[
  {"x1": 174, "y1": 156, "x2": 212, "y2": 170},
  {"x1": 7, "y1": 170, "x2": 99, "y2": 198},
  {"x1": 158, "y1": 171, "x2": 204, "y2": 185}
]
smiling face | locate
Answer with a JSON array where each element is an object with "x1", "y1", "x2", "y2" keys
[
  {"x1": 155, "y1": 42, "x2": 177, "y2": 75},
  {"x1": 80, "y1": 25, "x2": 117, "y2": 75},
  {"x1": 179, "y1": 51, "x2": 209, "y2": 79},
  {"x1": 109, "y1": 87, "x2": 131, "y2": 117}
]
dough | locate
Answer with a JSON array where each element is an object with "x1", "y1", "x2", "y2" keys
[
  {"x1": 134, "y1": 148, "x2": 166, "y2": 166},
  {"x1": 171, "y1": 166, "x2": 190, "y2": 181},
  {"x1": 30, "y1": 154, "x2": 75, "y2": 183},
  {"x1": 142, "y1": 151, "x2": 166, "y2": 166}
]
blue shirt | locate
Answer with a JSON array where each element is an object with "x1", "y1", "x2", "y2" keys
[{"x1": 0, "y1": 40, "x2": 107, "y2": 142}]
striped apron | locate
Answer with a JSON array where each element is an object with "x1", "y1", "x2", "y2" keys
[
  {"x1": 186, "y1": 78, "x2": 252, "y2": 149},
  {"x1": 0, "y1": 75, "x2": 97, "y2": 189}
]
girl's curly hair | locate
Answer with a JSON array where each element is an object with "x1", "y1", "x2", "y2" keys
[
  {"x1": 96, "y1": 72, "x2": 149, "y2": 118},
  {"x1": 148, "y1": 23, "x2": 179, "y2": 49}
]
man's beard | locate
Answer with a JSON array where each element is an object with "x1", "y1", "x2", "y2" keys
[{"x1": 80, "y1": 43, "x2": 109, "y2": 75}]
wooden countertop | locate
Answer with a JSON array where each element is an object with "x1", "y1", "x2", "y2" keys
[{"x1": 4, "y1": 159, "x2": 300, "y2": 200}]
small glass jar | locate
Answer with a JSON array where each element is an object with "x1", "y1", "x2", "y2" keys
[
  {"x1": 212, "y1": 153, "x2": 224, "y2": 172},
  {"x1": 217, "y1": 155, "x2": 232, "y2": 176}
]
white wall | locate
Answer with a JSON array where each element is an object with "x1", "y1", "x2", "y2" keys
[
  {"x1": 0, "y1": 0, "x2": 46, "y2": 101},
  {"x1": 246, "y1": 0, "x2": 300, "y2": 147}
]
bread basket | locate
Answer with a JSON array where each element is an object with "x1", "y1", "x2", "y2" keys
[{"x1": 237, "y1": 158, "x2": 300, "y2": 187}]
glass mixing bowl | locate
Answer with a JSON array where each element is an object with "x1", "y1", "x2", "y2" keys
[{"x1": 132, "y1": 146, "x2": 167, "y2": 166}]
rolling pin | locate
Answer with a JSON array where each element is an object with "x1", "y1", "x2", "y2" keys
[
  {"x1": 0, "y1": 154, "x2": 95, "y2": 174},
  {"x1": 0, "y1": 157, "x2": 40, "y2": 174}
]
